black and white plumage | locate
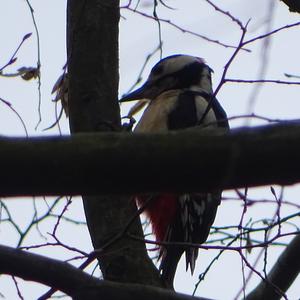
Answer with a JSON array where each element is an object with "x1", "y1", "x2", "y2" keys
[{"x1": 120, "y1": 54, "x2": 229, "y2": 287}]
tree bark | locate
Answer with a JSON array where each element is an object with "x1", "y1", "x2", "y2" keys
[
  {"x1": 1, "y1": 122, "x2": 300, "y2": 196},
  {"x1": 66, "y1": 0, "x2": 161, "y2": 286},
  {"x1": 0, "y1": 244, "x2": 213, "y2": 300}
]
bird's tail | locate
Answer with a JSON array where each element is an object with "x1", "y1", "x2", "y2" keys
[{"x1": 159, "y1": 247, "x2": 184, "y2": 289}]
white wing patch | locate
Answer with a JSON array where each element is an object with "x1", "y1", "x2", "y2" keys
[
  {"x1": 134, "y1": 90, "x2": 181, "y2": 133},
  {"x1": 179, "y1": 194, "x2": 206, "y2": 242}
]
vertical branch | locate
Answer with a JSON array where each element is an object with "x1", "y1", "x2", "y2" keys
[
  {"x1": 66, "y1": 0, "x2": 161, "y2": 286},
  {"x1": 67, "y1": 0, "x2": 120, "y2": 132}
]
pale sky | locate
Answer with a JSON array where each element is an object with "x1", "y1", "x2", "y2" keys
[{"x1": 0, "y1": 0, "x2": 300, "y2": 299}]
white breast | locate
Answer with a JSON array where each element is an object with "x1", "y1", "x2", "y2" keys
[
  {"x1": 134, "y1": 90, "x2": 179, "y2": 133},
  {"x1": 134, "y1": 89, "x2": 217, "y2": 133}
]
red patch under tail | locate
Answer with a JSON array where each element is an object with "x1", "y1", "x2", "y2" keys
[{"x1": 136, "y1": 194, "x2": 178, "y2": 246}]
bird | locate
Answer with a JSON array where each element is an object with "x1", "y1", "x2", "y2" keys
[{"x1": 119, "y1": 54, "x2": 229, "y2": 288}]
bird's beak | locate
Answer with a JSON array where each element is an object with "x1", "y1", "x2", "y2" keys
[{"x1": 119, "y1": 81, "x2": 157, "y2": 102}]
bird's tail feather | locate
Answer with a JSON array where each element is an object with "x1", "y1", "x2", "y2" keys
[{"x1": 159, "y1": 247, "x2": 184, "y2": 289}]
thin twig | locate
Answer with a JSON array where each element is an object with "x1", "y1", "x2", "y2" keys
[
  {"x1": 204, "y1": 0, "x2": 244, "y2": 29},
  {"x1": 24, "y1": 0, "x2": 42, "y2": 129},
  {"x1": 122, "y1": 7, "x2": 247, "y2": 50},
  {"x1": 0, "y1": 97, "x2": 28, "y2": 136},
  {"x1": 0, "y1": 33, "x2": 32, "y2": 73}
]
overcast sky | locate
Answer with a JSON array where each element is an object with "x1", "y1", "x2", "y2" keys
[{"x1": 0, "y1": 0, "x2": 300, "y2": 299}]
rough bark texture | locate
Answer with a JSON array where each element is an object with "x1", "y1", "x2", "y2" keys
[
  {"x1": 67, "y1": 0, "x2": 120, "y2": 132},
  {"x1": 67, "y1": 0, "x2": 161, "y2": 287},
  {"x1": 1, "y1": 123, "x2": 300, "y2": 196},
  {"x1": 0, "y1": 245, "x2": 213, "y2": 300}
]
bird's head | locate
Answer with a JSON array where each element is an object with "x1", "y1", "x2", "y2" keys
[{"x1": 120, "y1": 54, "x2": 213, "y2": 102}]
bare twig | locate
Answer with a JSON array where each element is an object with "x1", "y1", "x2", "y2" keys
[
  {"x1": 122, "y1": 7, "x2": 247, "y2": 50},
  {"x1": 11, "y1": 276, "x2": 24, "y2": 300},
  {"x1": 0, "y1": 97, "x2": 28, "y2": 136},
  {"x1": 246, "y1": 235, "x2": 300, "y2": 300},
  {"x1": 123, "y1": 44, "x2": 161, "y2": 95},
  {"x1": 243, "y1": 21, "x2": 300, "y2": 46},
  {"x1": 204, "y1": 0, "x2": 244, "y2": 29},
  {"x1": 0, "y1": 33, "x2": 32, "y2": 73},
  {"x1": 52, "y1": 197, "x2": 73, "y2": 236},
  {"x1": 226, "y1": 78, "x2": 300, "y2": 85},
  {"x1": 24, "y1": 0, "x2": 42, "y2": 129},
  {"x1": 39, "y1": 196, "x2": 153, "y2": 299},
  {"x1": 245, "y1": 0, "x2": 276, "y2": 116}
]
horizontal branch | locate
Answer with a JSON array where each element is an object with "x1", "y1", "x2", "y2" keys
[
  {"x1": 226, "y1": 78, "x2": 300, "y2": 85},
  {"x1": 0, "y1": 244, "x2": 212, "y2": 300},
  {"x1": 1, "y1": 122, "x2": 300, "y2": 196},
  {"x1": 0, "y1": 244, "x2": 100, "y2": 296}
]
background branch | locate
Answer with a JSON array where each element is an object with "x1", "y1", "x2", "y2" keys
[
  {"x1": 0, "y1": 244, "x2": 213, "y2": 300},
  {"x1": 246, "y1": 234, "x2": 300, "y2": 300}
]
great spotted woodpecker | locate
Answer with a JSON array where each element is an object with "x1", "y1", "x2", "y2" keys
[{"x1": 120, "y1": 54, "x2": 229, "y2": 287}]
